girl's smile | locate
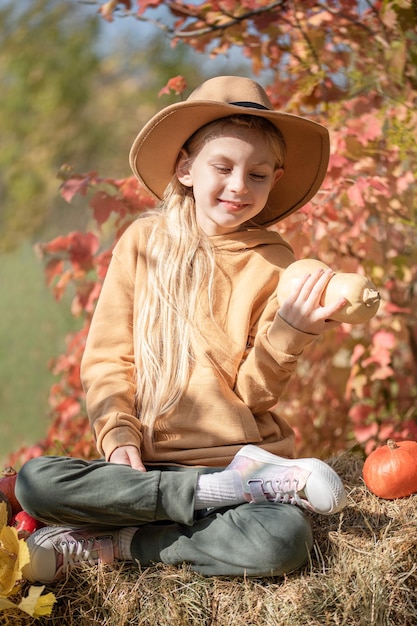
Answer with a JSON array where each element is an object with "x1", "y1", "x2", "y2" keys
[
  {"x1": 217, "y1": 200, "x2": 251, "y2": 215},
  {"x1": 177, "y1": 128, "x2": 283, "y2": 236}
]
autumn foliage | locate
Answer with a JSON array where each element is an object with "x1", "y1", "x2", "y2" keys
[{"x1": 7, "y1": 0, "x2": 417, "y2": 467}]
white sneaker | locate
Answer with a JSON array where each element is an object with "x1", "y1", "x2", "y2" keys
[
  {"x1": 24, "y1": 526, "x2": 137, "y2": 583},
  {"x1": 226, "y1": 445, "x2": 347, "y2": 515}
]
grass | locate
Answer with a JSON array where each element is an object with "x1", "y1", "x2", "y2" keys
[
  {"x1": 1, "y1": 453, "x2": 416, "y2": 625},
  {"x1": 0, "y1": 243, "x2": 79, "y2": 464}
]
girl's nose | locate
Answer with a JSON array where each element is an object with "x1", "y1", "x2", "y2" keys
[{"x1": 228, "y1": 170, "x2": 248, "y2": 194}]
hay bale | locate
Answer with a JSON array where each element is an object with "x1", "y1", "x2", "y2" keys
[{"x1": 2, "y1": 454, "x2": 416, "y2": 626}]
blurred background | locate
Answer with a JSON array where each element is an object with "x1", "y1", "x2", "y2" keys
[
  {"x1": 0, "y1": 0, "x2": 254, "y2": 462},
  {"x1": 1, "y1": 0, "x2": 416, "y2": 465}
]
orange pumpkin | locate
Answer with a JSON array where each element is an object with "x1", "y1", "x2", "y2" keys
[{"x1": 363, "y1": 439, "x2": 417, "y2": 499}]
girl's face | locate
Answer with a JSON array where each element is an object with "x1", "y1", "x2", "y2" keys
[{"x1": 176, "y1": 128, "x2": 283, "y2": 236}]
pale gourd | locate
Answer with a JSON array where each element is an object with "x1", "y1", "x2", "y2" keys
[{"x1": 277, "y1": 259, "x2": 381, "y2": 324}]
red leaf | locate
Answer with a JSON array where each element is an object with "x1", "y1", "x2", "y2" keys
[
  {"x1": 68, "y1": 232, "x2": 100, "y2": 272},
  {"x1": 95, "y1": 250, "x2": 112, "y2": 281},
  {"x1": 72, "y1": 281, "x2": 102, "y2": 316},
  {"x1": 372, "y1": 329, "x2": 396, "y2": 350},
  {"x1": 115, "y1": 176, "x2": 156, "y2": 213},
  {"x1": 52, "y1": 269, "x2": 73, "y2": 301},
  {"x1": 60, "y1": 175, "x2": 94, "y2": 203},
  {"x1": 136, "y1": 0, "x2": 161, "y2": 15},
  {"x1": 158, "y1": 75, "x2": 187, "y2": 97},
  {"x1": 350, "y1": 343, "x2": 366, "y2": 366},
  {"x1": 352, "y1": 421, "x2": 378, "y2": 444},
  {"x1": 90, "y1": 191, "x2": 126, "y2": 226},
  {"x1": 54, "y1": 398, "x2": 81, "y2": 422},
  {"x1": 44, "y1": 258, "x2": 64, "y2": 287},
  {"x1": 349, "y1": 403, "x2": 374, "y2": 424},
  {"x1": 383, "y1": 302, "x2": 411, "y2": 314},
  {"x1": 347, "y1": 182, "x2": 365, "y2": 208},
  {"x1": 43, "y1": 234, "x2": 73, "y2": 255}
]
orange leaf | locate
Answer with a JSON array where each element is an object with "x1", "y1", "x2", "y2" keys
[{"x1": 158, "y1": 75, "x2": 187, "y2": 97}]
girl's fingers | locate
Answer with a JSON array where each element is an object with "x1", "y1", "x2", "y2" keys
[
  {"x1": 278, "y1": 270, "x2": 346, "y2": 334},
  {"x1": 294, "y1": 268, "x2": 333, "y2": 304},
  {"x1": 321, "y1": 296, "x2": 348, "y2": 321}
]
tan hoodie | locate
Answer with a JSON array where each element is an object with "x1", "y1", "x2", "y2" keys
[{"x1": 81, "y1": 217, "x2": 316, "y2": 467}]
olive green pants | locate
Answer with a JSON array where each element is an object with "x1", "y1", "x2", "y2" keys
[{"x1": 16, "y1": 456, "x2": 313, "y2": 577}]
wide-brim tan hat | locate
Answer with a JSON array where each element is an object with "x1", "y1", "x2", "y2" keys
[{"x1": 129, "y1": 75, "x2": 329, "y2": 227}]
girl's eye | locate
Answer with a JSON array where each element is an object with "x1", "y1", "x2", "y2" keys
[
  {"x1": 214, "y1": 165, "x2": 230, "y2": 174},
  {"x1": 251, "y1": 173, "x2": 267, "y2": 181}
]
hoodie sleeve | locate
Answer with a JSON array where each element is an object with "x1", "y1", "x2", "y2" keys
[
  {"x1": 233, "y1": 278, "x2": 317, "y2": 415},
  {"x1": 80, "y1": 223, "x2": 144, "y2": 460}
]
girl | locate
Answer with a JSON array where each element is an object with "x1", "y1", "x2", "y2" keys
[{"x1": 17, "y1": 76, "x2": 347, "y2": 582}]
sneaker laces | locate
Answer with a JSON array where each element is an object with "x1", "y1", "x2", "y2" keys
[
  {"x1": 59, "y1": 535, "x2": 114, "y2": 573},
  {"x1": 247, "y1": 477, "x2": 314, "y2": 511}
]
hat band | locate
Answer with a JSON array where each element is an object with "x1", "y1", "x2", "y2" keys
[{"x1": 231, "y1": 101, "x2": 269, "y2": 110}]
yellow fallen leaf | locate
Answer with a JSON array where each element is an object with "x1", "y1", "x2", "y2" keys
[
  {"x1": 0, "y1": 524, "x2": 30, "y2": 596},
  {"x1": 0, "y1": 585, "x2": 56, "y2": 618},
  {"x1": 0, "y1": 503, "x2": 8, "y2": 530},
  {"x1": 18, "y1": 585, "x2": 56, "y2": 618},
  {"x1": 0, "y1": 502, "x2": 56, "y2": 618}
]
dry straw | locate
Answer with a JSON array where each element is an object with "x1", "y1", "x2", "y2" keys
[{"x1": 1, "y1": 453, "x2": 416, "y2": 626}]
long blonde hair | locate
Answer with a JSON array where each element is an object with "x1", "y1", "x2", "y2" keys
[{"x1": 135, "y1": 115, "x2": 286, "y2": 446}]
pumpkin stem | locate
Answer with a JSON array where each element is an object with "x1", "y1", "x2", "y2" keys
[
  {"x1": 387, "y1": 439, "x2": 398, "y2": 450},
  {"x1": 363, "y1": 288, "x2": 381, "y2": 307}
]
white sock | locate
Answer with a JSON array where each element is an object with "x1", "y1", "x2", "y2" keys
[
  {"x1": 194, "y1": 470, "x2": 245, "y2": 510},
  {"x1": 118, "y1": 527, "x2": 138, "y2": 560}
]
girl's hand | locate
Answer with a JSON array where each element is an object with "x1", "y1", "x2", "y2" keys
[
  {"x1": 278, "y1": 268, "x2": 347, "y2": 335},
  {"x1": 109, "y1": 445, "x2": 147, "y2": 472}
]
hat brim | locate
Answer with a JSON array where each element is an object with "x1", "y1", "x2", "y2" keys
[{"x1": 129, "y1": 100, "x2": 329, "y2": 227}]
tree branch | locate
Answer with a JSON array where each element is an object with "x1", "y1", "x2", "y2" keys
[{"x1": 157, "y1": 0, "x2": 289, "y2": 39}]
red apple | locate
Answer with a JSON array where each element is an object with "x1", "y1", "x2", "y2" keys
[
  {"x1": 0, "y1": 467, "x2": 22, "y2": 515},
  {"x1": 12, "y1": 511, "x2": 44, "y2": 540}
]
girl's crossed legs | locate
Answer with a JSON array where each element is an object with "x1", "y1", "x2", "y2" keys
[{"x1": 16, "y1": 454, "x2": 314, "y2": 580}]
